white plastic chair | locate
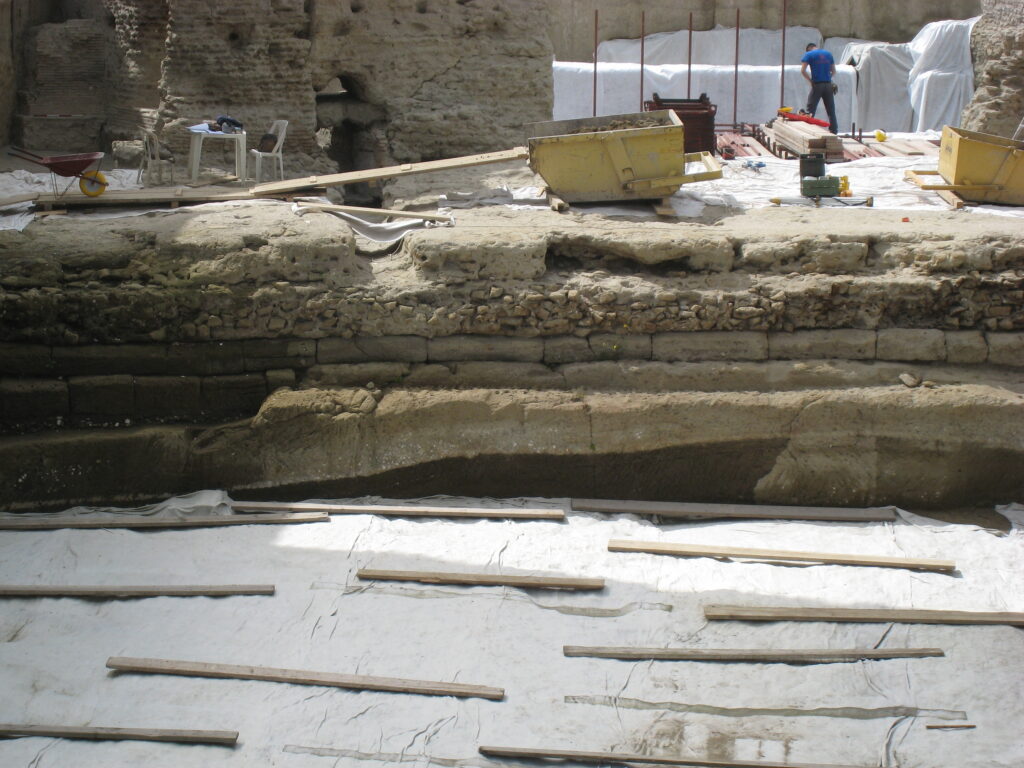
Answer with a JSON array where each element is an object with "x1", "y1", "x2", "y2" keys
[
  {"x1": 249, "y1": 120, "x2": 288, "y2": 182},
  {"x1": 138, "y1": 129, "x2": 168, "y2": 185}
]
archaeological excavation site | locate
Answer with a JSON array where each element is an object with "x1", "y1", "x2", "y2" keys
[{"x1": 0, "y1": 0, "x2": 1022, "y2": 766}]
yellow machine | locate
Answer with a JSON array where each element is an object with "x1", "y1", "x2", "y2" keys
[
  {"x1": 525, "y1": 110, "x2": 722, "y2": 203},
  {"x1": 906, "y1": 126, "x2": 1024, "y2": 206}
]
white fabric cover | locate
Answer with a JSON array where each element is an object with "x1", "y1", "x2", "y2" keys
[
  {"x1": 598, "y1": 25, "x2": 821, "y2": 67},
  {"x1": 552, "y1": 62, "x2": 857, "y2": 131},
  {"x1": 842, "y1": 43, "x2": 916, "y2": 133},
  {"x1": 907, "y1": 17, "x2": 979, "y2": 132}
]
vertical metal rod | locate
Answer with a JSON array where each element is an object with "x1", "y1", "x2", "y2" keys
[
  {"x1": 687, "y1": 11, "x2": 693, "y2": 98},
  {"x1": 733, "y1": 9, "x2": 740, "y2": 125},
  {"x1": 640, "y1": 11, "x2": 645, "y2": 111},
  {"x1": 593, "y1": 10, "x2": 599, "y2": 117},
  {"x1": 780, "y1": 0, "x2": 787, "y2": 108}
]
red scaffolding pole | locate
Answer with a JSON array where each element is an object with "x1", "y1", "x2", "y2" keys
[
  {"x1": 780, "y1": 0, "x2": 787, "y2": 108},
  {"x1": 639, "y1": 12, "x2": 646, "y2": 111},
  {"x1": 733, "y1": 9, "x2": 740, "y2": 125},
  {"x1": 592, "y1": 10, "x2": 599, "y2": 117},
  {"x1": 687, "y1": 11, "x2": 693, "y2": 98}
]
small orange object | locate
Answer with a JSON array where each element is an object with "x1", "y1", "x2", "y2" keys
[{"x1": 902, "y1": 217, "x2": 910, "y2": 222}]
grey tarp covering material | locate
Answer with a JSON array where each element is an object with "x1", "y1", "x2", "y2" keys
[
  {"x1": 291, "y1": 202, "x2": 451, "y2": 242},
  {"x1": 0, "y1": 493, "x2": 1022, "y2": 767}
]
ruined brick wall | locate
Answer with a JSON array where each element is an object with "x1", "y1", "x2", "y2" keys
[
  {"x1": 104, "y1": 0, "x2": 168, "y2": 136},
  {"x1": 157, "y1": 0, "x2": 318, "y2": 161},
  {"x1": 0, "y1": 0, "x2": 12, "y2": 145},
  {"x1": 961, "y1": 0, "x2": 1024, "y2": 136},
  {"x1": 309, "y1": 0, "x2": 553, "y2": 164}
]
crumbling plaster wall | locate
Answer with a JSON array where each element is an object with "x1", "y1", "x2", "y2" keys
[
  {"x1": 0, "y1": 0, "x2": 12, "y2": 146},
  {"x1": 546, "y1": 0, "x2": 982, "y2": 61},
  {"x1": 961, "y1": 0, "x2": 1024, "y2": 137},
  {"x1": 103, "y1": 0, "x2": 167, "y2": 135},
  {"x1": 308, "y1": 0, "x2": 553, "y2": 164}
]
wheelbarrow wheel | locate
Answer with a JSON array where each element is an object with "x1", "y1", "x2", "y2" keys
[{"x1": 79, "y1": 170, "x2": 108, "y2": 197}]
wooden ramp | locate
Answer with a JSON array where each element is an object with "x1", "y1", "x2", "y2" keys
[{"x1": 35, "y1": 186, "x2": 255, "y2": 209}]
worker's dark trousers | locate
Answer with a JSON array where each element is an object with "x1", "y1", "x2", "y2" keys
[{"x1": 806, "y1": 81, "x2": 839, "y2": 135}]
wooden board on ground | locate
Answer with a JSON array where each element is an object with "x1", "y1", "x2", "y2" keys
[
  {"x1": 704, "y1": 605, "x2": 1024, "y2": 626},
  {"x1": 0, "y1": 192, "x2": 39, "y2": 208},
  {"x1": 572, "y1": 498, "x2": 896, "y2": 522},
  {"x1": 106, "y1": 656, "x2": 504, "y2": 700},
  {"x1": 607, "y1": 539, "x2": 955, "y2": 573},
  {"x1": 0, "y1": 585, "x2": 275, "y2": 598},
  {"x1": 925, "y1": 724, "x2": 975, "y2": 730},
  {"x1": 34, "y1": 186, "x2": 255, "y2": 209},
  {"x1": 840, "y1": 137, "x2": 883, "y2": 160},
  {"x1": 0, "y1": 512, "x2": 328, "y2": 530},
  {"x1": 0, "y1": 723, "x2": 238, "y2": 746},
  {"x1": 294, "y1": 201, "x2": 454, "y2": 222},
  {"x1": 562, "y1": 646, "x2": 944, "y2": 663},
  {"x1": 478, "y1": 745, "x2": 865, "y2": 768},
  {"x1": 251, "y1": 147, "x2": 530, "y2": 196},
  {"x1": 229, "y1": 500, "x2": 564, "y2": 520},
  {"x1": 357, "y1": 569, "x2": 604, "y2": 591}
]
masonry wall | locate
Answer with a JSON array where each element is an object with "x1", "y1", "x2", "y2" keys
[
  {"x1": 961, "y1": 0, "x2": 1024, "y2": 137},
  {"x1": 0, "y1": 0, "x2": 12, "y2": 146}
]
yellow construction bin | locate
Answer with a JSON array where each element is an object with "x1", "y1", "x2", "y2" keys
[
  {"x1": 937, "y1": 126, "x2": 1024, "y2": 205},
  {"x1": 525, "y1": 110, "x2": 721, "y2": 203}
]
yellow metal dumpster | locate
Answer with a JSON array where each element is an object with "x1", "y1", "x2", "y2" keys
[
  {"x1": 937, "y1": 126, "x2": 1024, "y2": 205},
  {"x1": 525, "y1": 110, "x2": 721, "y2": 204}
]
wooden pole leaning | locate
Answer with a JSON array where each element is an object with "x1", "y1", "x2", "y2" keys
[
  {"x1": 0, "y1": 585, "x2": 275, "y2": 598},
  {"x1": 562, "y1": 646, "x2": 944, "y2": 663},
  {"x1": 358, "y1": 569, "x2": 604, "y2": 591},
  {"x1": 230, "y1": 501, "x2": 564, "y2": 520},
  {"x1": 106, "y1": 657, "x2": 504, "y2": 700},
  {"x1": 0, "y1": 723, "x2": 238, "y2": 746},
  {"x1": 0, "y1": 512, "x2": 328, "y2": 530},
  {"x1": 608, "y1": 539, "x2": 955, "y2": 573}
]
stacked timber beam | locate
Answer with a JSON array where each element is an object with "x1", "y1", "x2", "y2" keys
[{"x1": 769, "y1": 119, "x2": 844, "y2": 161}]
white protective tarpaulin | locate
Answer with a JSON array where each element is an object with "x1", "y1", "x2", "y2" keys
[
  {"x1": 557, "y1": 19, "x2": 980, "y2": 133},
  {"x1": 0, "y1": 492, "x2": 1022, "y2": 767}
]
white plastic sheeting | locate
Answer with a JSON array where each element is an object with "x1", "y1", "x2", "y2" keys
[
  {"x1": 557, "y1": 18, "x2": 980, "y2": 133},
  {"x1": 0, "y1": 492, "x2": 1022, "y2": 767},
  {"x1": 552, "y1": 62, "x2": 858, "y2": 130}
]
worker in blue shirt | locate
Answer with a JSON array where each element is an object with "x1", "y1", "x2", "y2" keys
[{"x1": 800, "y1": 43, "x2": 838, "y2": 135}]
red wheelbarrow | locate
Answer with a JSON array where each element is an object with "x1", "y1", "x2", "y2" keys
[{"x1": 8, "y1": 147, "x2": 109, "y2": 198}]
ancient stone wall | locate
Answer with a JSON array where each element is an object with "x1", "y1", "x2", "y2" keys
[
  {"x1": 546, "y1": 0, "x2": 983, "y2": 61},
  {"x1": 104, "y1": 0, "x2": 167, "y2": 136},
  {"x1": 0, "y1": 1, "x2": 12, "y2": 146},
  {"x1": 961, "y1": 0, "x2": 1024, "y2": 137},
  {"x1": 308, "y1": 0, "x2": 553, "y2": 165}
]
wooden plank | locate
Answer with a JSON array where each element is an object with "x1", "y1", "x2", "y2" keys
[
  {"x1": 0, "y1": 723, "x2": 237, "y2": 746},
  {"x1": 106, "y1": 656, "x2": 504, "y2": 700},
  {"x1": 357, "y1": 569, "x2": 604, "y2": 591},
  {"x1": 607, "y1": 540, "x2": 955, "y2": 573},
  {"x1": 925, "y1": 724, "x2": 975, "y2": 730},
  {"x1": 229, "y1": 500, "x2": 564, "y2": 520},
  {"x1": 0, "y1": 512, "x2": 328, "y2": 530},
  {"x1": 34, "y1": 186, "x2": 255, "y2": 208},
  {"x1": 572, "y1": 498, "x2": 896, "y2": 522},
  {"x1": 704, "y1": 605, "x2": 1024, "y2": 626},
  {"x1": 251, "y1": 147, "x2": 530, "y2": 196},
  {"x1": 0, "y1": 585, "x2": 275, "y2": 598},
  {"x1": 295, "y1": 202, "x2": 454, "y2": 222},
  {"x1": 478, "y1": 745, "x2": 865, "y2": 768},
  {"x1": 936, "y1": 188, "x2": 966, "y2": 209},
  {"x1": 0, "y1": 192, "x2": 40, "y2": 207},
  {"x1": 562, "y1": 646, "x2": 944, "y2": 663}
]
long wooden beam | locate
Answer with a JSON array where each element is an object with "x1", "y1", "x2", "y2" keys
[
  {"x1": 0, "y1": 723, "x2": 237, "y2": 746},
  {"x1": 251, "y1": 147, "x2": 530, "y2": 195},
  {"x1": 562, "y1": 646, "x2": 944, "y2": 663},
  {"x1": 0, "y1": 512, "x2": 328, "y2": 530},
  {"x1": 607, "y1": 540, "x2": 955, "y2": 573},
  {"x1": 230, "y1": 501, "x2": 564, "y2": 520},
  {"x1": 572, "y1": 499, "x2": 896, "y2": 522},
  {"x1": 478, "y1": 745, "x2": 866, "y2": 768},
  {"x1": 0, "y1": 585, "x2": 275, "y2": 598},
  {"x1": 106, "y1": 656, "x2": 504, "y2": 700},
  {"x1": 704, "y1": 605, "x2": 1024, "y2": 626},
  {"x1": 357, "y1": 569, "x2": 604, "y2": 591}
]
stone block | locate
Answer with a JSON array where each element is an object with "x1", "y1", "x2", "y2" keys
[
  {"x1": 243, "y1": 339, "x2": 317, "y2": 371},
  {"x1": 0, "y1": 343, "x2": 54, "y2": 376},
  {"x1": 265, "y1": 369, "x2": 297, "y2": 391},
  {"x1": 944, "y1": 331, "x2": 988, "y2": 364},
  {"x1": 52, "y1": 344, "x2": 168, "y2": 375},
  {"x1": 356, "y1": 335, "x2": 427, "y2": 362},
  {"x1": 448, "y1": 362, "x2": 564, "y2": 389},
  {"x1": 407, "y1": 229, "x2": 547, "y2": 280},
  {"x1": 134, "y1": 376, "x2": 202, "y2": 419},
  {"x1": 0, "y1": 378, "x2": 68, "y2": 422},
  {"x1": 201, "y1": 375, "x2": 268, "y2": 416},
  {"x1": 318, "y1": 337, "x2": 368, "y2": 364},
  {"x1": 876, "y1": 329, "x2": 946, "y2": 362},
  {"x1": 428, "y1": 336, "x2": 544, "y2": 362},
  {"x1": 68, "y1": 375, "x2": 134, "y2": 417},
  {"x1": 986, "y1": 333, "x2": 1024, "y2": 367},
  {"x1": 544, "y1": 336, "x2": 595, "y2": 364},
  {"x1": 304, "y1": 363, "x2": 409, "y2": 387},
  {"x1": 768, "y1": 330, "x2": 876, "y2": 360},
  {"x1": 589, "y1": 334, "x2": 652, "y2": 360},
  {"x1": 653, "y1": 331, "x2": 768, "y2": 361},
  {"x1": 165, "y1": 342, "x2": 245, "y2": 375}
]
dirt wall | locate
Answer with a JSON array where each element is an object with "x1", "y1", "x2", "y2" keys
[{"x1": 961, "y1": 0, "x2": 1024, "y2": 137}]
